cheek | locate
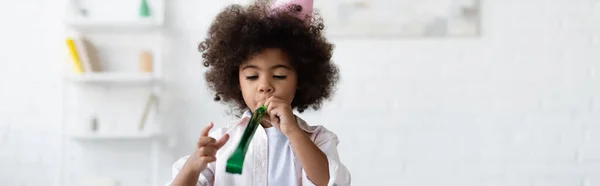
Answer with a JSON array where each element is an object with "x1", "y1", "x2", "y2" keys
[
  {"x1": 239, "y1": 81, "x2": 256, "y2": 106},
  {"x1": 239, "y1": 80, "x2": 252, "y2": 96},
  {"x1": 280, "y1": 76, "x2": 298, "y2": 100}
]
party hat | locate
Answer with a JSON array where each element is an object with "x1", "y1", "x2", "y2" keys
[{"x1": 271, "y1": 0, "x2": 313, "y2": 25}]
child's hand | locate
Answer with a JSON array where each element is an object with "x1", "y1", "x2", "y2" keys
[
  {"x1": 188, "y1": 122, "x2": 229, "y2": 172},
  {"x1": 263, "y1": 96, "x2": 301, "y2": 137}
]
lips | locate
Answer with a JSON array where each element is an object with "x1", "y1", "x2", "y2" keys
[{"x1": 257, "y1": 94, "x2": 274, "y2": 103}]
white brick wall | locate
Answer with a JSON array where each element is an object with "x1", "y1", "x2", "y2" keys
[{"x1": 0, "y1": 0, "x2": 599, "y2": 185}]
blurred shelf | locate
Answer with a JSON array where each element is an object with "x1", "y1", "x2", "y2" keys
[
  {"x1": 65, "y1": 0, "x2": 165, "y2": 33},
  {"x1": 65, "y1": 72, "x2": 160, "y2": 84},
  {"x1": 66, "y1": 18, "x2": 163, "y2": 31},
  {"x1": 70, "y1": 132, "x2": 161, "y2": 140}
]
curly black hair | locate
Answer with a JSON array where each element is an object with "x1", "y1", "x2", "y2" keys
[{"x1": 198, "y1": 0, "x2": 339, "y2": 114}]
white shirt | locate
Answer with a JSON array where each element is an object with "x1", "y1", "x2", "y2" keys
[
  {"x1": 265, "y1": 127, "x2": 296, "y2": 186},
  {"x1": 166, "y1": 111, "x2": 351, "y2": 186}
]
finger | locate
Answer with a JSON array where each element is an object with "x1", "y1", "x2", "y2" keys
[
  {"x1": 265, "y1": 99, "x2": 279, "y2": 114},
  {"x1": 264, "y1": 96, "x2": 278, "y2": 110},
  {"x1": 266, "y1": 96, "x2": 284, "y2": 103},
  {"x1": 197, "y1": 137, "x2": 217, "y2": 147},
  {"x1": 214, "y1": 133, "x2": 230, "y2": 149},
  {"x1": 264, "y1": 97, "x2": 272, "y2": 107},
  {"x1": 256, "y1": 100, "x2": 266, "y2": 109},
  {"x1": 200, "y1": 122, "x2": 214, "y2": 137},
  {"x1": 199, "y1": 146, "x2": 217, "y2": 156},
  {"x1": 265, "y1": 104, "x2": 279, "y2": 125},
  {"x1": 270, "y1": 113, "x2": 279, "y2": 126}
]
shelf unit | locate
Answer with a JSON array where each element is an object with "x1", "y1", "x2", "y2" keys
[
  {"x1": 67, "y1": 18, "x2": 163, "y2": 28},
  {"x1": 60, "y1": 0, "x2": 166, "y2": 186},
  {"x1": 70, "y1": 132, "x2": 162, "y2": 140},
  {"x1": 65, "y1": 72, "x2": 160, "y2": 84},
  {"x1": 65, "y1": 0, "x2": 165, "y2": 30}
]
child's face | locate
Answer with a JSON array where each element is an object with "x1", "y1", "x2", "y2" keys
[{"x1": 239, "y1": 48, "x2": 298, "y2": 111}]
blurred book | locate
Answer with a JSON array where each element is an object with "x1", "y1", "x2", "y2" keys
[
  {"x1": 66, "y1": 35, "x2": 101, "y2": 73},
  {"x1": 66, "y1": 38, "x2": 84, "y2": 73}
]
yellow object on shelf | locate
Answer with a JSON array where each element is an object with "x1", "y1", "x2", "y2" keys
[
  {"x1": 139, "y1": 50, "x2": 153, "y2": 72},
  {"x1": 66, "y1": 38, "x2": 84, "y2": 74}
]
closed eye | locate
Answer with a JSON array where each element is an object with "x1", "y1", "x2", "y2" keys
[
  {"x1": 273, "y1": 75, "x2": 287, "y2": 79},
  {"x1": 245, "y1": 76, "x2": 258, "y2": 80}
]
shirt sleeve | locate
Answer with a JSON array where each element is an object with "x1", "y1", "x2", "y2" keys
[
  {"x1": 165, "y1": 128, "x2": 227, "y2": 186},
  {"x1": 164, "y1": 155, "x2": 215, "y2": 186},
  {"x1": 301, "y1": 131, "x2": 351, "y2": 186}
]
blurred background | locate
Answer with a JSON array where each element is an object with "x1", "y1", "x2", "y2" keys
[{"x1": 0, "y1": 0, "x2": 599, "y2": 185}]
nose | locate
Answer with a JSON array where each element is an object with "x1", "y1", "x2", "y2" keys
[{"x1": 258, "y1": 79, "x2": 274, "y2": 93}]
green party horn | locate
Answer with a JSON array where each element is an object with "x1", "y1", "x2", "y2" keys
[{"x1": 225, "y1": 105, "x2": 267, "y2": 174}]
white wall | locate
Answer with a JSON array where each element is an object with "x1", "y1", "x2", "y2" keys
[
  {"x1": 0, "y1": 0, "x2": 67, "y2": 185},
  {"x1": 1, "y1": 0, "x2": 599, "y2": 185}
]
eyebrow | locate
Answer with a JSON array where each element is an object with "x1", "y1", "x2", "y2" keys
[{"x1": 241, "y1": 64, "x2": 292, "y2": 71}]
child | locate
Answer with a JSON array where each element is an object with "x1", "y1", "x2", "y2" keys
[{"x1": 167, "y1": 0, "x2": 350, "y2": 185}]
